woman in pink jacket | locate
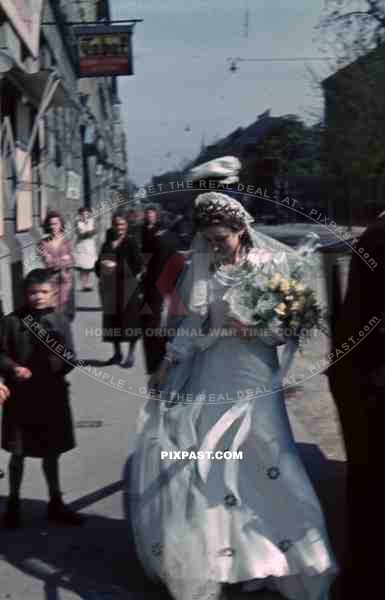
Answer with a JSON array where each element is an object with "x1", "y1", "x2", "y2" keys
[{"x1": 38, "y1": 211, "x2": 75, "y2": 321}]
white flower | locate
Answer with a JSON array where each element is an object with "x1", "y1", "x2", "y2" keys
[
  {"x1": 272, "y1": 251, "x2": 287, "y2": 265},
  {"x1": 256, "y1": 293, "x2": 279, "y2": 314}
]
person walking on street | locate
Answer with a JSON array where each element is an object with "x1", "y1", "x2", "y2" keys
[
  {"x1": 39, "y1": 210, "x2": 76, "y2": 322},
  {"x1": 126, "y1": 207, "x2": 143, "y2": 251},
  {"x1": 95, "y1": 209, "x2": 144, "y2": 367},
  {"x1": 141, "y1": 206, "x2": 185, "y2": 374},
  {"x1": 129, "y1": 191, "x2": 337, "y2": 600},
  {"x1": 74, "y1": 207, "x2": 97, "y2": 291}
]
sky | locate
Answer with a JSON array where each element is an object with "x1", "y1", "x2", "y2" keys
[{"x1": 112, "y1": 1, "x2": 336, "y2": 187}]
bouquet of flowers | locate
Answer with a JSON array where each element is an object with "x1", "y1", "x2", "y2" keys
[
  {"x1": 245, "y1": 268, "x2": 325, "y2": 346},
  {"x1": 223, "y1": 238, "x2": 327, "y2": 348}
]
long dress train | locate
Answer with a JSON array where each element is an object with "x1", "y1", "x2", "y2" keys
[{"x1": 127, "y1": 267, "x2": 337, "y2": 600}]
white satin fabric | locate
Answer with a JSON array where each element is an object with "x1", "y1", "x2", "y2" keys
[{"x1": 127, "y1": 267, "x2": 338, "y2": 600}]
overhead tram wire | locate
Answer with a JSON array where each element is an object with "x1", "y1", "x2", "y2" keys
[
  {"x1": 228, "y1": 55, "x2": 339, "y2": 72},
  {"x1": 229, "y1": 56, "x2": 336, "y2": 63}
]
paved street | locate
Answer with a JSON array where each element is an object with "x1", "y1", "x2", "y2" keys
[{"x1": 0, "y1": 279, "x2": 346, "y2": 600}]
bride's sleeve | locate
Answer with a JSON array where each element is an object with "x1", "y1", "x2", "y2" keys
[
  {"x1": 162, "y1": 257, "x2": 198, "y2": 362},
  {"x1": 163, "y1": 248, "x2": 220, "y2": 361},
  {"x1": 166, "y1": 302, "x2": 228, "y2": 363},
  {"x1": 165, "y1": 314, "x2": 206, "y2": 362}
]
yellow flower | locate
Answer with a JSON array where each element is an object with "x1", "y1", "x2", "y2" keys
[
  {"x1": 274, "y1": 303, "x2": 287, "y2": 317},
  {"x1": 271, "y1": 272, "x2": 283, "y2": 285}
]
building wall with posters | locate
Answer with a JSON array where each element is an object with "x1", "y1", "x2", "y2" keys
[
  {"x1": 76, "y1": 0, "x2": 131, "y2": 247},
  {"x1": 0, "y1": 0, "x2": 129, "y2": 311},
  {"x1": 0, "y1": 0, "x2": 86, "y2": 310}
]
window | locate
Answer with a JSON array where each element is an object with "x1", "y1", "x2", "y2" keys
[{"x1": 54, "y1": 109, "x2": 63, "y2": 168}]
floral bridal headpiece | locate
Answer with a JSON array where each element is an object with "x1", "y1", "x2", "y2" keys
[{"x1": 193, "y1": 192, "x2": 254, "y2": 230}]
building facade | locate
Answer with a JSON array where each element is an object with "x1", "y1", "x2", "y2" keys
[
  {"x1": 322, "y1": 44, "x2": 385, "y2": 225},
  {"x1": 0, "y1": 0, "x2": 129, "y2": 312}
]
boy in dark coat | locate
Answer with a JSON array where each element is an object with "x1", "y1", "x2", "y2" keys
[{"x1": 0, "y1": 269, "x2": 84, "y2": 529}]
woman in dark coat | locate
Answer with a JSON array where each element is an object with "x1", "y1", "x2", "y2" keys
[{"x1": 95, "y1": 209, "x2": 144, "y2": 367}]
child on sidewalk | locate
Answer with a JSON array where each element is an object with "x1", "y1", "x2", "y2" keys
[{"x1": 0, "y1": 269, "x2": 84, "y2": 529}]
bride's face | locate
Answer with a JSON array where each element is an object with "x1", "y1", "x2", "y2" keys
[{"x1": 203, "y1": 225, "x2": 243, "y2": 261}]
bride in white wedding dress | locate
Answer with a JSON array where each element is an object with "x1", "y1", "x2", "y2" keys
[{"x1": 127, "y1": 191, "x2": 338, "y2": 600}]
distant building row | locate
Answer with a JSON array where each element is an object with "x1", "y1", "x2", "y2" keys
[{"x1": 0, "y1": 0, "x2": 129, "y2": 312}]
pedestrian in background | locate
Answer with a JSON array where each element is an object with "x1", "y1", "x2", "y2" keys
[
  {"x1": 39, "y1": 210, "x2": 75, "y2": 322},
  {"x1": 95, "y1": 209, "x2": 144, "y2": 367},
  {"x1": 141, "y1": 205, "x2": 187, "y2": 374},
  {"x1": 74, "y1": 207, "x2": 97, "y2": 291},
  {"x1": 126, "y1": 207, "x2": 143, "y2": 251},
  {"x1": 103, "y1": 206, "x2": 142, "y2": 248},
  {"x1": 0, "y1": 269, "x2": 84, "y2": 529}
]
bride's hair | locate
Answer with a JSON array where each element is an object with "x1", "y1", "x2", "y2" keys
[
  {"x1": 192, "y1": 191, "x2": 254, "y2": 249},
  {"x1": 195, "y1": 220, "x2": 252, "y2": 248}
]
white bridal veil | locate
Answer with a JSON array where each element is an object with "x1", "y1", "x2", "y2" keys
[{"x1": 165, "y1": 192, "x2": 320, "y2": 380}]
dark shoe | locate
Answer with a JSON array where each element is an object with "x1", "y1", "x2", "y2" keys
[
  {"x1": 105, "y1": 353, "x2": 123, "y2": 366},
  {"x1": 121, "y1": 352, "x2": 135, "y2": 368},
  {"x1": 47, "y1": 498, "x2": 85, "y2": 526},
  {"x1": 2, "y1": 498, "x2": 22, "y2": 530}
]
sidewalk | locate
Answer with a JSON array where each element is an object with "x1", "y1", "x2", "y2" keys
[{"x1": 0, "y1": 287, "x2": 345, "y2": 600}]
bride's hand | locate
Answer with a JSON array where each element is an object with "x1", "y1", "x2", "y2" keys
[
  {"x1": 233, "y1": 320, "x2": 252, "y2": 339},
  {"x1": 225, "y1": 315, "x2": 252, "y2": 339}
]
